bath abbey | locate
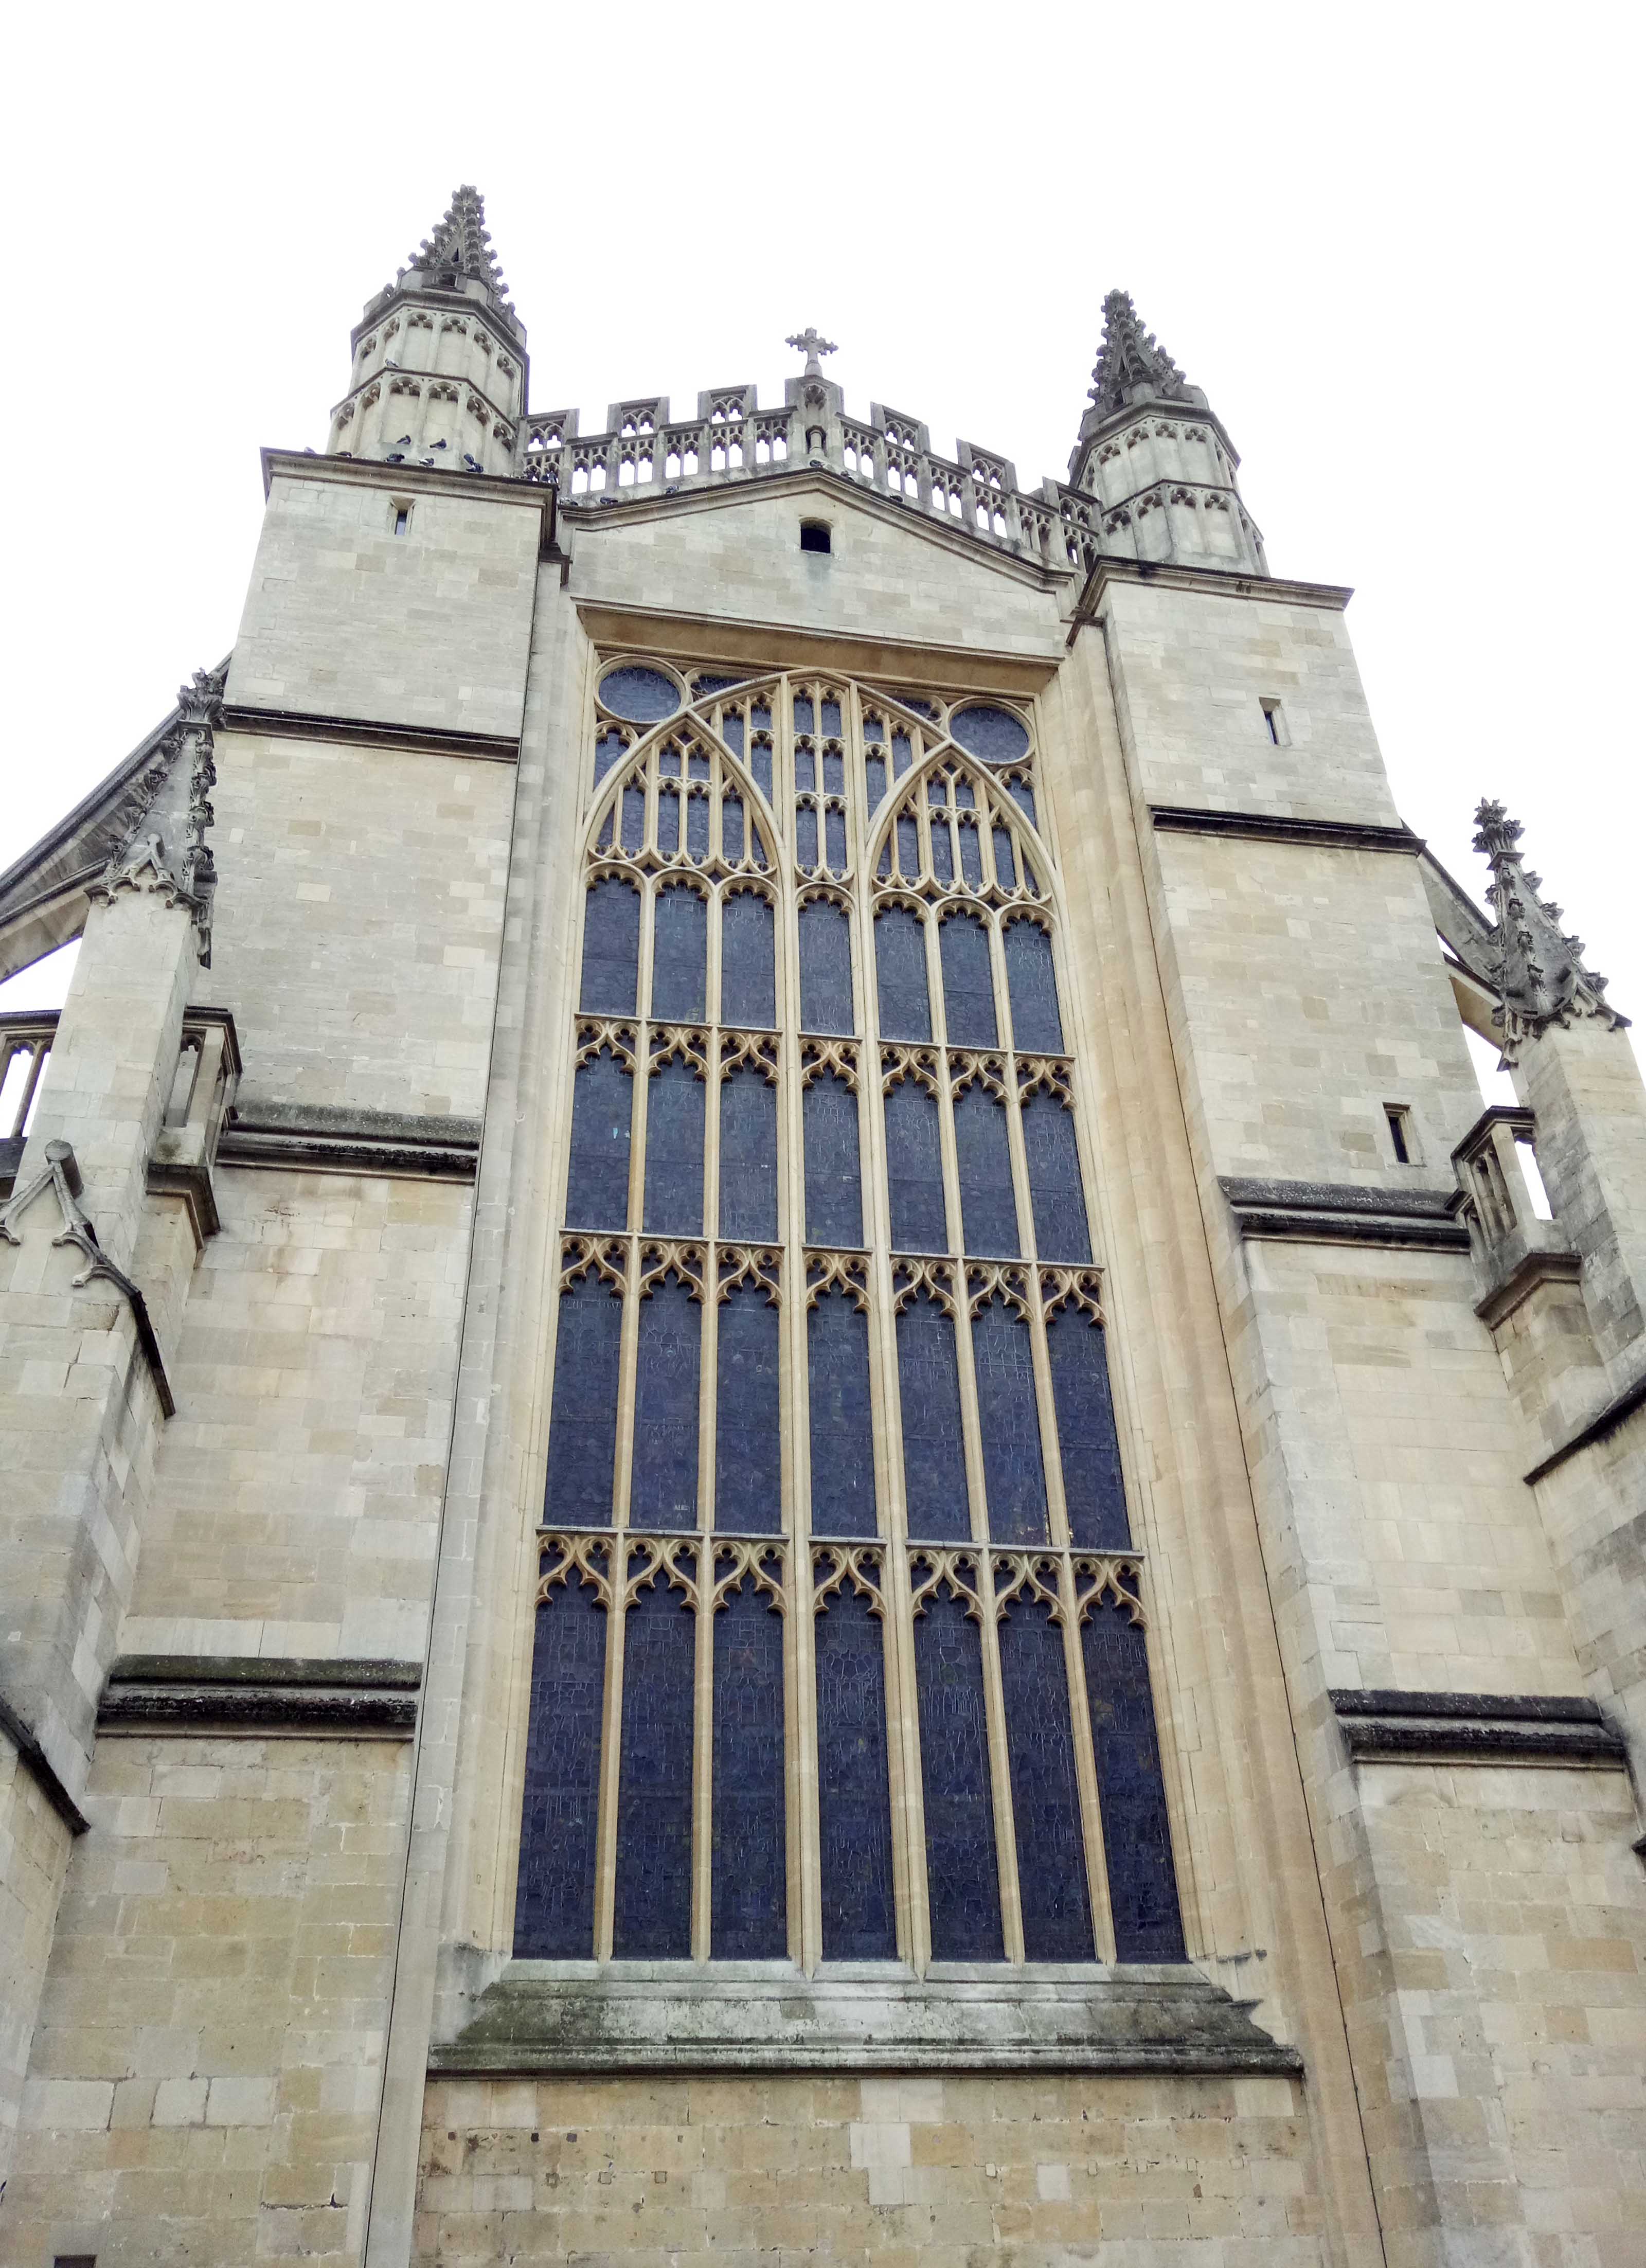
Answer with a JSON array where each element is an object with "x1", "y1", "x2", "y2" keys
[{"x1": 1, "y1": 184, "x2": 1643, "y2": 2265}]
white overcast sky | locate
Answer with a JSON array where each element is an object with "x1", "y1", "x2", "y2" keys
[{"x1": 3, "y1": 2, "x2": 1641, "y2": 1087}]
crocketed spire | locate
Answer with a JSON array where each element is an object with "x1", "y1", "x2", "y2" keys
[
  {"x1": 404, "y1": 185, "x2": 509, "y2": 298},
  {"x1": 1472, "y1": 799, "x2": 1627, "y2": 1040},
  {"x1": 1087, "y1": 290, "x2": 1198, "y2": 417}
]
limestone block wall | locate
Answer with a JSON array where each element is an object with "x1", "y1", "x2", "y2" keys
[
  {"x1": 415, "y1": 2071, "x2": 1326, "y2": 2267},
  {"x1": 207, "y1": 729, "x2": 514, "y2": 1118},
  {"x1": 0, "y1": 1731, "x2": 412, "y2": 2266},
  {"x1": 1151, "y1": 830, "x2": 1483, "y2": 1185},
  {"x1": 0, "y1": 1743, "x2": 72, "y2": 2200},
  {"x1": 570, "y1": 481, "x2": 1066, "y2": 661},
  {"x1": 1100, "y1": 578, "x2": 1396, "y2": 827},
  {"x1": 1325, "y1": 1757, "x2": 1646, "y2": 2268},
  {"x1": 225, "y1": 465, "x2": 541, "y2": 742},
  {"x1": 120, "y1": 1165, "x2": 472, "y2": 1664}
]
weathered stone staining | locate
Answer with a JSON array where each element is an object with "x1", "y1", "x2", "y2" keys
[{"x1": 0, "y1": 184, "x2": 1642, "y2": 2268}]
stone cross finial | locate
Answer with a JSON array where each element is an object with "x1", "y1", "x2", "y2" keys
[
  {"x1": 786, "y1": 327, "x2": 838, "y2": 378},
  {"x1": 1471, "y1": 798, "x2": 1626, "y2": 1041}
]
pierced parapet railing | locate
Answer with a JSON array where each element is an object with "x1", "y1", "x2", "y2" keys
[
  {"x1": 518, "y1": 394, "x2": 1106, "y2": 574},
  {"x1": 0, "y1": 1013, "x2": 57, "y2": 1183},
  {"x1": 0, "y1": 1007, "x2": 241, "y2": 1231}
]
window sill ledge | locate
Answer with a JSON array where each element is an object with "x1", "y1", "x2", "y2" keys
[{"x1": 431, "y1": 1963, "x2": 1300, "y2": 2076}]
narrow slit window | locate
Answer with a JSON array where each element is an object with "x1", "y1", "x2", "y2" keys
[
  {"x1": 392, "y1": 503, "x2": 410, "y2": 534},
  {"x1": 1260, "y1": 697, "x2": 1287, "y2": 745},
  {"x1": 1385, "y1": 1104, "x2": 1414, "y2": 1165}
]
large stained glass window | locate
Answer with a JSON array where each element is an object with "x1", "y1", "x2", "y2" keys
[{"x1": 515, "y1": 662, "x2": 1185, "y2": 1969}]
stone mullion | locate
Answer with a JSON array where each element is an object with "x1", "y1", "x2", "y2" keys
[
  {"x1": 1057, "y1": 1553, "x2": 1116, "y2": 1961},
  {"x1": 978, "y1": 1552, "x2": 1026, "y2": 1962},
  {"x1": 775, "y1": 681, "x2": 823, "y2": 1975},
  {"x1": 692, "y1": 1538, "x2": 713, "y2": 1961},
  {"x1": 593, "y1": 1538, "x2": 630, "y2": 1960},
  {"x1": 700, "y1": 1042, "x2": 722, "y2": 1529},
  {"x1": 854, "y1": 724, "x2": 925, "y2": 1971},
  {"x1": 1026, "y1": 1271, "x2": 1072, "y2": 1551}
]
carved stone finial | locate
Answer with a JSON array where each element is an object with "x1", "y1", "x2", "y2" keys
[
  {"x1": 785, "y1": 327, "x2": 838, "y2": 379},
  {"x1": 405, "y1": 185, "x2": 510, "y2": 302},
  {"x1": 1471, "y1": 797, "x2": 1626, "y2": 1044},
  {"x1": 1087, "y1": 290, "x2": 1195, "y2": 417},
  {"x1": 88, "y1": 662, "x2": 224, "y2": 968}
]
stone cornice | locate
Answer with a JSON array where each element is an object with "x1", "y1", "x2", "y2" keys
[
  {"x1": 433, "y1": 1967, "x2": 1302, "y2": 2077},
  {"x1": 1068, "y1": 556, "x2": 1354, "y2": 642},
  {"x1": 220, "y1": 705, "x2": 519, "y2": 763},
  {"x1": 1220, "y1": 1176, "x2": 1471, "y2": 1252},
  {"x1": 100, "y1": 1655, "x2": 422, "y2": 1736},
  {"x1": 218, "y1": 1103, "x2": 480, "y2": 1183},
  {"x1": 1151, "y1": 806, "x2": 1421, "y2": 854},
  {"x1": 1331, "y1": 1688, "x2": 1627, "y2": 1765},
  {"x1": 571, "y1": 602, "x2": 1063, "y2": 694}
]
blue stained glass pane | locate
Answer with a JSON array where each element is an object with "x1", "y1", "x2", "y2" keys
[
  {"x1": 998, "y1": 1593, "x2": 1093, "y2": 1959},
  {"x1": 613, "y1": 1565, "x2": 696, "y2": 1956},
  {"x1": 721, "y1": 712, "x2": 746, "y2": 757},
  {"x1": 821, "y1": 699, "x2": 843, "y2": 738},
  {"x1": 800, "y1": 899, "x2": 854, "y2": 1034},
  {"x1": 815, "y1": 1581, "x2": 897, "y2": 1957},
  {"x1": 1022, "y1": 1092, "x2": 1090, "y2": 1261},
  {"x1": 601, "y1": 664, "x2": 681, "y2": 723},
  {"x1": 595, "y1": 728, "x2": 628, "y2": 782},
  {"x1": 825, "y1": 809, "x2": 847, "y2": 870},
  {"x1": 566, "y1": 1050, "x2": 633, "y2": 1230},
  {"x1": 580, "y1": 876, "x2": 640, "y2": 1014},
  {"x1": 688, "y1": 748, "x2": 710, "y2": 780},
  {"x1": 1081, "y1": 1601, "x2": 1186, "y2": 1961},
  {"x1": 712, "y1": 1571, "x2": 787, "y2": 1956},
  {"x1": 808, "y1": 1289, "x2": 876, "y2": 1536},
  {"x1": 752, "y1": 702, "x2": 772, "y2": 732},
  {"x1": 865, "y1": 754, "x2": 888, "y2": 807},
  {"x1": 657, "y1": 787, "x2": 680, "y2": 856},
  {"x1": 752, "y1": 741, "x2": 773, "y2": 800},
  {"x1": 992, "y1": 827, "x2": 1017, "y2": 888},
  {"x1": 1004, "y1": 920, "x2": 1062, "y2": 1053},
  {"x1": 952, "y1": 778, "x2": 976, "y2": 810},
  {"x1": 543, "y1": 1272, "x2": 623, "y2": 1523},
  {"x1": 794, "y1": 695, "x2": 815, "y2": 735},
  {"x1": 795, "y1": 749, "x2": 816, "y2": 791},
  {"x1": 720, "y1": 891, "x2": 776, "y2": 1028},
  {"x1": 687, "y1": 791, "x2": 710, "y2": 859},
  {"x1": 891, "y1": 731, "x2": 913, "y2": 776},
  {"x1": 651, "y1": 885, "x2": 707, "y2": 1023},
  {"x1": 1007, "y1": 776, "x2": 1037, "y2": 829},
  {"x1": 884, "y1": 1080, "x2": 946, "y2": 1252},
  {"x1": 1047, "y1": 1310, "x2": 1130, "y2": 1549},
  {"x1": 715, "y1": 1283, "x2": 781, "y2": 1531},
  {"x1": 928, "y1": 778, "x2": 949, "y2": 808},
  {"x1": 796, "y1": 804, "x2": 819, "y2": 869},
  {"x1": 897, "y1": 814, "x2": 920, "y2": 874},
  {"x1": 915, "y1": 1588, "x2": 1004, "y2": 1960},
  {"x1": 865, "y1": 715, "x2": 886, "y2": 743},
  {"x1": 875, "y1": 906, "x2": 932, "y2": 1042},
  {"x1": 876, "y1": 839, "x2": 892, "y2": 879},
  {"x1": 930, "y1": 819, "x2": 954, "y2": 885},
  {"x1": 803, "y1": 1075, "x2": 862, "y2": 1247},
  {"x1": 631, "y1": 1275, "x2": 701, "y2": 1528},
  {"x1": 973, "y1": 1297, "x2": 1048, "y2": 1543},
  {"x1": 958, "y1": 817, "x2": 984, "y2": 889},
  {"x1": 722, "y1": 794, "x2": 745, "y2": 861},
  {"x1": 514, "y1": 1569, "x2": 607, "y2": 1955},
  {"x1": 643, "y1": 1057, "x2": 705, "y2": 1235},
  {"x1": 659, "y1": 744, "x2": 682, "y2": 777},
  {"x1": 950, "y1": 703, "x2": 1029, "y2": 764},
  {"x1": 896, "y1": 1297, "x2": 969, "y2": 1539},
  {"x1": 621, "y1": 784, "x2": 647, "y2": 854},
  {"x1": 719, "y1": 1068, "x2": 778, "y2": 1242},
  {"x1": 822, "y1": 748, "x2": 845, "y2": 794},
  {"x1": 940, "y1": 914, "x2": 998, "y2": 1047},
  {"x1": 954, "y1": 1084, "x2": 1019, "y2": 1257}
]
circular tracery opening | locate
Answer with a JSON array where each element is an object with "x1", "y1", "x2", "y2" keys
[
  {"x1": 950, "y1": 703, "x2": 1030, "y2": 764},
  {"x1": 599, "y1": 664, "x2": 682, "y2": 723}
]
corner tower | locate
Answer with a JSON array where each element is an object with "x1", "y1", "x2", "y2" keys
[
  {"x1": 1067, "y1": 289, "x2": 1265, "y2": 573},
  {"x1": 327, "y1": 185, "x2": 528, "y2": 475}
]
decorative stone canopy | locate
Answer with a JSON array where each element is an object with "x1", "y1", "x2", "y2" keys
[
  {"x1": 401, "y1": 184, "x2": 511, "y2": 306},
  {"x1": 1472, "y1": 798, "x2": 1627, "y2": 1041},
  {"x1": 1086, "y1": 291, "x2": 1208, "y2": 420}
]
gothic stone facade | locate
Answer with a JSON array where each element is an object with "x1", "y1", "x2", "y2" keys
[{"x1": 0, "y1": 192, "x2": 1643, "y2": 2268}]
